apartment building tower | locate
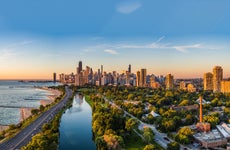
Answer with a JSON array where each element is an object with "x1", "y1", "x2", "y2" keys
[
  {"x1": 213, "y1": 66, "x2": 223, "y2": 92},
  {"x1": 204, "y1": 72, "x2": 213, "y2": 91},
  {"x1": 140, "y1": 69, "x2": 147, "y2": 87},
  {"x1": 165, "y1": 74, "x2": 174, "y2": 90},
  {"x1": 136, "y1": 71, "x2": 140, "y2": 87}
]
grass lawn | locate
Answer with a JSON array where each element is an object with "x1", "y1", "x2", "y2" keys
[
  {"x1": 124, "y1": 132, "x2": 146, "y2": 150},
  {"x1": 84, "y1": 95, "x2": 93, "y2": 107}
]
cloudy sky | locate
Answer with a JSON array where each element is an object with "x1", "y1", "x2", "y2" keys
[{"x1": 1, "y1": 0, "x2": 230, "y2": 79}]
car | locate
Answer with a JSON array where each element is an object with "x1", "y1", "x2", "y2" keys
[{"x1": 163, "y1": 137, "x2": 170, "y2": 141}]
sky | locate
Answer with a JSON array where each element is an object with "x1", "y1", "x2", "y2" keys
[{"x1": 1, "y1": 0, "x2": 230, "y2": 79}]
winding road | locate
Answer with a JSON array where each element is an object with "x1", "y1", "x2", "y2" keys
[{"x1": 0, "y1": 86, "x2": 72, "y2": 150}]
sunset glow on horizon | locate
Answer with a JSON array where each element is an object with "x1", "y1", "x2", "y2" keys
[{"x1": 1, "y1": 0, "x2": 230, "y2": 80}]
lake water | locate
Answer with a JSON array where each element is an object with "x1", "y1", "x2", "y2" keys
[
  {"x1": 0, "y1": 80, "x2": 59, "y2": 125},
  {"x1": 59, "y1": 94, "x2": 96, "y2": 150}
]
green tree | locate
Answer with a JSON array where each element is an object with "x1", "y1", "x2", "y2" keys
[
  {"x1": 146, "y1": 114, "x2": 155, "y2": 124},
  {"x1": 161, "y1": 119, "x2": 176, "y2": 132},
  {"x1": 31, "y1": 108, "x2": 39, "y2": 115},
  {"x1": 39, "y1": 105, "x2": 45, "y2": 112},
  {"x1": 167, "y1": 142, "x2": 180, "y2": 150},
  {"x1": 143, "y1": 144, "x2": 157, "y2": 150},
  {"x1": 175, "y1": 127, "x2": 194, "y2": 144},
  {"x1": 127, "y1": 93, "x2": 134, "y2": 100},
  {"x1": 179, "y1": 100, "x2": 190, "y2": 106},
  {"x1": 95, "y1": 136, "x2": 107, "y2": 150},
  {"x1": 143, "y1": 127, "x2": 154, "y2": 144},
  {"x1": 211, "y1": 98, "x2": 218, "y2": 107},
  {"x1": 125, "y1": 118, "x2": 138, "y2": 132},
  {"x1": 185, "y1": 114, "x2": 195, "y2": 125},
  {"x1": 203, "y1": 115, "x2": 219, "y2": 128},
  {"x1": 8, "y1": 124, "x2": 16, "y2": 130},
  {"x1": 163, "y1": 109, "x2": 177, "y2": 118},
  {"x1": 103, "y1": 134, "x2": 124, "y2": 150}
]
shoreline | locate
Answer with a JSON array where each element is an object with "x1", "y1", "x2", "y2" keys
[
  {"x1": 37, "y1": 87, "x2": 62, "y2": 101},
  {"x1": 0, "y1": 126, "x2": 9, "y2": 132},
  {"x1": 0, "y1": 86, "x2": 62, "y2": 132}
]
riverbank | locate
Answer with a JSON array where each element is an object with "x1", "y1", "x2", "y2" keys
[
  {"x1": 83, "y1": 94, "x2": 148, "y2": 150},
  {"x1": 84, "y1": 95, "x2": 93, "y2": 107},
  {"x1": 0, "y1": 126, "x2": 8, "y2": 132}
]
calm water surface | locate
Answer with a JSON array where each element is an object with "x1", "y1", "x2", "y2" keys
[
  {"x1": 0, "y1": 80, "x2": 59, "y2": 125},
  {"x1": 59, "y1": 95, "x2": 96, "y2": 150}
]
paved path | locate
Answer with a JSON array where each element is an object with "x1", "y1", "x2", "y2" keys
[{"x1": 0, "y1": 86, "x2": 73, "y2": 150}]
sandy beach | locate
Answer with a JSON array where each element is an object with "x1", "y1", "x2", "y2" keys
[
  {"x1": 0, "y1": 125, "x2": 8, "y2": 132},
  {"x1": 0, "y1": 87, "x2": 62, "y2": 133},
  {"x1": 39, "y1": 87, "x2": 62, "y2": 101},
  {"x1": 20, "y1": 87, "x2": 62, "y2": 124}
]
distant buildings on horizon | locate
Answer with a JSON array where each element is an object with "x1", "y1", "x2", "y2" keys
[
  {"x1": 57, "y1": 61, "x2": 230, "y2": 93},
  {"x1": 204, "y1": 66, "x2": 230, "y2": 93},
  {"x1": 58, "y1": 61, "x2": 167, "y2": 88}
]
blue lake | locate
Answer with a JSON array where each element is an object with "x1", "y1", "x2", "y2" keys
[
  {"x1": 59, "y1": 95, "x2": 96, "y2": 150},
  {"x1": 0, "y1": 80, "x2": 59, "y2": 125}
]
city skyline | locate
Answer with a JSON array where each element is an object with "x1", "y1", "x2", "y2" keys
[{"x1": 1, "y1": 1, "x2": 230, "y2": 79}]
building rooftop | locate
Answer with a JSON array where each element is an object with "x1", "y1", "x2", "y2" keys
[
  {"x1": 217, "y1": 123, "x2": 230, "y2": 139},
  {"x1": 150, "y1": 110, "x2": 160, "y2": 117},
  {"x1": 196, "y1": 98, "x2": 211, "y2": 105},
  {"x1": 194, "y1": 129, "x2": 225, "y2": 142}
]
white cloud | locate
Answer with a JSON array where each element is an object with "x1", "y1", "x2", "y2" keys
[
  {"x1": 5, "y1": 40, "x2": 33, "y2": 49},
  {"x1": 104, "y1": 49, "x2": 118, "y2": 55},
  {"x1": 116, "y1": 1, "x2": 142, "y2": 14},
  {"x1": 119, "y1": 42, "x2": 211, "y2": 53},
  {"x1": 115, "y1": 36, "x2": 205, "y2": 53},
  {"x1": 82, "y1": 36, "x2": 218, "y2": 55},
  {"x1": 156, "y1": 36, "x2": 165, "y2": 43},
  {"x1": 0, "y1": 49, "x2": 16, "y2": 62},
  {"x1": 118, "y1": 36, "x2": 166, "y2": 49},
  {"x1": 173, "y1": 44, "x2": 202, "y2": 53},
  {"x1": 0, "y1": 40, "x2": 33, "y2": 62},
  {"x1": 83, "y1": 49, "x2": 96, "y2": 52}
]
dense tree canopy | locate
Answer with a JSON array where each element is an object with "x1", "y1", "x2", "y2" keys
[
  {"x1": 79, "y1": 85, "x2": 230, "y2": 149},
  {"x1": 175, "y1": 127, "x2": 194, "y2": 144},
  {"x1": 167, "y1": 142, "x2": 180, "y2": 150}
]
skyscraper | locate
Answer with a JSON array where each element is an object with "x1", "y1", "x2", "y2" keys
[
  {"x1": 78, "y1": 61, "x2": 82, "y2": 74},
  {"x1": 140, "y1": 69, "x2": 147, "y2": 87},
  {"x1": 213, "y1": 66, "x2": 223, "y2": 92},
  {"x1": 128, "y1": 64, "x2": 131, "y2": 73},
  {"x1": 221, "y1": 80, "x2": 230, "y2": 93},
  {"x1": 165, "y1": 74, "x2": 174, "y2": 90},
  {"x1": 126, "y1": 71, "x2": 130, "y2": 85},
  {"x1": 136, "y1": 71, "x2": 140, "y2": 87},
  {"x1": 204, "y1": 72, "x2": 213, "y2": 91},
  {"x1": 98, "y1": 69, "x2": 101, "y2": 86},
  {"x1": 53, "y1": 72, "x2": 56, "y2": 83},
  {"x1": 101, "y1": 65, "x2": 103, "y2": 76}
]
